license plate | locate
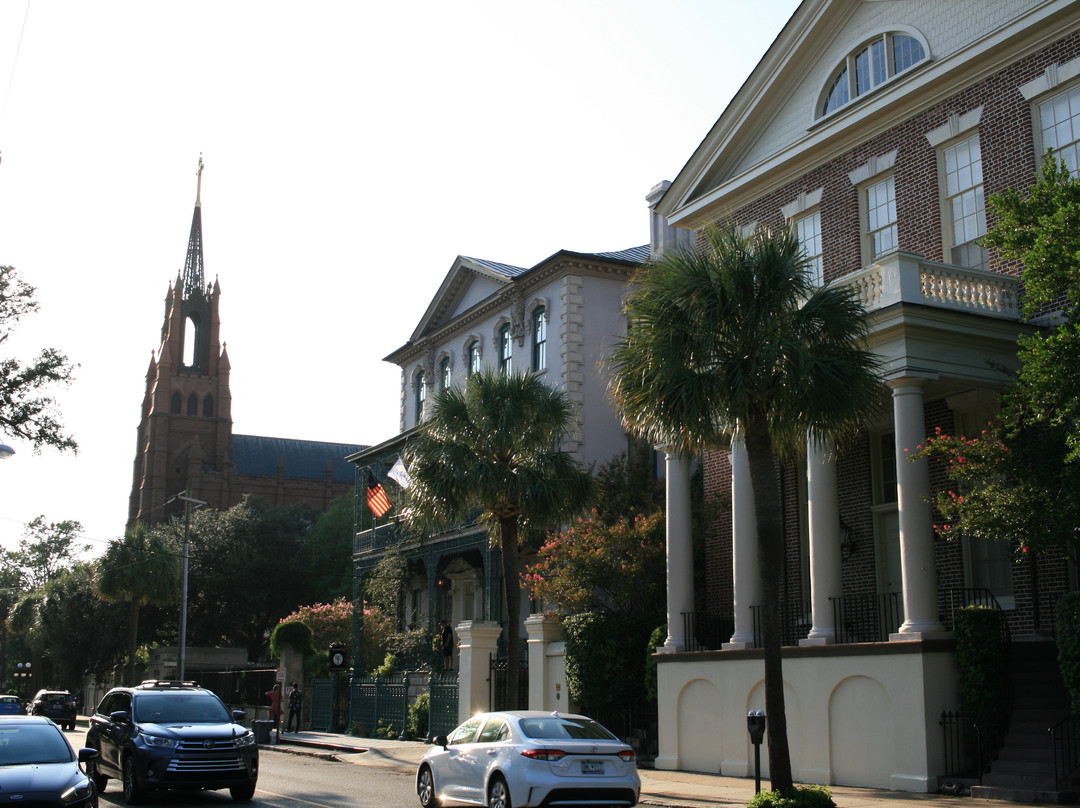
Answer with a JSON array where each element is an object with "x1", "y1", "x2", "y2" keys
[{"x1": 581, "y1": 761, "x2": 604, "y2": 774}]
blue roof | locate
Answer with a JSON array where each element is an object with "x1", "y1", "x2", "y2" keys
[
  {"x1": 459, "y1": 256, "x2": 529, "y2": 278},
  {"x1": 231, "y1": 435, "x2": 364, "y2": 483},
  {"x1": 587, "y1": 245, "x2": 650, "y2": 264}
]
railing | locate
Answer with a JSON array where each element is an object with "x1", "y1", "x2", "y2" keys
[
  {"x1": 751, "y1": 601, "x2": 812, "y2": 647},
  {"x1": 941, "y1": 588, "x2": 1012, "y2": 647},
  {"x1": 1051, "y1": 712, "x2": 1080, "y2": 789},
  {"x1": 354, "y1": 522, "x2": 400, "y2": 553},
  {"x1": 844, "y1": 251, "x2": 1019, "y2": 320},
  {"x1": 831, "y1": 592, "x2": 903, "y2": 644},
  {"x1": 682, "y1": 610, "x2": 735, "y2": 651},
  {"x1": 940, "y1": 709, "x2": 1009, "y2": 780}
]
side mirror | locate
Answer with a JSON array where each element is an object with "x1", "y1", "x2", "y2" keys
[
  {"x1": 433, "y1": 735, "x2": 449, "y2": 749},
  {"x1": 78, "y1": 748, "x2": 99, "y2": 763},
  {"x1": 233, "y1": 710, "x2": 247, "y2": 722},
  {"x1": 109, "y1": 710, "x2": 130, "y2": 724}
]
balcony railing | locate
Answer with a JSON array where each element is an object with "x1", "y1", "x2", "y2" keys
[
  {"x1": 844, "y1": 251, "x2": 1019, "y2": 320},
  {"x1": 832, "y1": 592, "x2": 903, "y2": 644}
]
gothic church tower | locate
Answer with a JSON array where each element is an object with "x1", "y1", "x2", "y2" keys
[{"x1": 128, "y1": 158, "x2": 233, "y2": 526}]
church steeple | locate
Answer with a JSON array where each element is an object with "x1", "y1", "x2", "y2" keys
[{"x1": 182, "y1": 156, "x2": 205, "y2": 299}]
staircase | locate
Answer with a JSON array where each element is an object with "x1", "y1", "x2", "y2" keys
[{"x1": 970, "y1": 640, "x2": 1076, "y2": 804}]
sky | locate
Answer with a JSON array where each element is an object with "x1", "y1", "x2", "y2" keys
[{"x1": 0, "y1": 0, "x2": 800, "y2": 558}]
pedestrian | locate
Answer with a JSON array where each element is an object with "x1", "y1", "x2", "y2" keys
[
  {"x1": 265, "y1": 684, "x2": 282, "y2": 739},
  {"x1": 441, "y1": 620, "x2": 454, "y2": 671},
  {"x1": 286, "y1": 682, "x2": 303, "y2": 733}
]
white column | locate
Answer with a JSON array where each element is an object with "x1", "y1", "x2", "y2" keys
[
  {"x1": 725, "y1": 429, "x2": 760, "y2": 649},
  {"x1": 662, "y1": 451, "x2": 693, "y2": 652},
  {"x1": 454, "y1": 621, "x2": 502, "y2": 722},
  {"x1": 889, "y1": 377, "x2": 945, "y2": 638},
  {"x1": 802, "y1": 434, "x2": 841, "y2": 645},
  {"x1": 525, "y1": 614, "x2": 562, "y2": 710}
]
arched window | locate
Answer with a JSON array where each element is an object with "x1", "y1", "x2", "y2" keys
[
  {"x1": 499, "y1": 324, "x2": 513, "y2": 374},
  {"x1": 171, "y1": 392, "x2": 182, "y2": 414},
  {"x1": 416, "y1": 370, "x2": 427, "y2": 422},
  {"x1": 531, "y1": 307, "x2": 546, "y2": 371},
  {"x1": 440, "y1": 357, "x2": 452, "y2": 390},
  {"x1": 186, "y1": 394, "x2": 198, "y2": 416},
  {"x1": 822, "y1": 32, "x2": 926, "y2": 117},
  {"x1": 468, "y1": 342, "x2": 482, "y2": 375},
  {"x1": 182, "y1": 315, "x2": 199, "y2": 368},
  {"x1": 203, "y1": 395, "x2": 214, "y2": 417}
]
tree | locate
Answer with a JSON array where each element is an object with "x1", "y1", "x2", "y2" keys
[
  {"x1": 606, "y1": 224, "x2": 884, "y2": 792},
  {"x1": 0, "y1": 265, "x2": 77, "y2": 452},
  {"x1": 403, "y1": 368, "x2": 594, "y2": 709},
  {"x1": 304, "y1": 497, "x2": 355, "y2": 602},
  {"x1": 95, "y1": 524, "x2": 181, "y2": 685},
  {"x1": 913, "y1": 154, "x2": 1080, "y2": 559},
  {"x1": 8, "y1": 516, "x2": 87, "y2": 591}
]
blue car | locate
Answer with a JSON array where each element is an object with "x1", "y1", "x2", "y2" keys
[
  {"x1": 0, "y1": 715, "x2": 98, "y2": 808},
  {"x1": 0, "y1": 695, "x2": 21, "y2": 716}
]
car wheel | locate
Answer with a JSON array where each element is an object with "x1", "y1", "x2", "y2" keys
[
  {"x1": 417, "y1": 765, "x2": 440, "y2": 808},
  {"x1": 87, "y1": 756, "x2": 108, "y2": 792},
  {"x1": 487, "y1": 775, "x2": 512, "y2": 808},
  {"x1": 229, "y1": 782, "x2": 257, "y2": 801},
  {"x1": 122, "y1": 755, "x2": 146, "y2": 804}
]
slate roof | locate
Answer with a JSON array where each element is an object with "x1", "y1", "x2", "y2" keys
[
  {"x1": 231, "y1": 435, "x2": 364, "y2": 483},
  {"x1": 459, "y1": 256, "x2": 529, "y2": 278}
]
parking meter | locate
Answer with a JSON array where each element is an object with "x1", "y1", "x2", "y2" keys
[
  {"x1": 747, "y1": 710, "x2": 766, "y2": 744},
  {"x1": 747, "y1": 710, "x2": 766, "y2": 793}
]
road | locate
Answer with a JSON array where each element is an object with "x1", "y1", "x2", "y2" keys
[{"x1": 66, "y1": 727, "x2": 417, "y2": 808}]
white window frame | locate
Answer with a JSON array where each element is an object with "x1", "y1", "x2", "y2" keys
[
  {"x1": 781, "y1": 188, "x2": 824, "y2": 287},
  {"x1": 795, "y1": 210, "x2": 823, "y2": 287},
  {"x1": 926, "y1": 108, "x2": 987, "y2": 272},
  {"x1": 819, "y1": 29, "x2": 929, "y2": 118},
  {"x1": 1021, "y1": 56, "x2": 1080, "y2": 176}
]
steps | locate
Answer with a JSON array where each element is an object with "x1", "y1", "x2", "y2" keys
[{"x1": 969, "y1": 641, "x2": 1076, "y2": 804}]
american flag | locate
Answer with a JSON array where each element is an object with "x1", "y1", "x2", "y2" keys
[{"x1": 366, "y1": 471, "x2": 392, "y2": 517}]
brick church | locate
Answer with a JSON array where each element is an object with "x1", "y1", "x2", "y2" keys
[{"x1": 127, "y1": 160, "x2": 362, "y2": 527}]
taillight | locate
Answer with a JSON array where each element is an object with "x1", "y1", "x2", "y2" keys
[
  {"x1": 618, "y1": 749, "x2": 636, "y2": 762},
  {"x1": 521, "y1": 748, "x2": 567, "y2": 761}
]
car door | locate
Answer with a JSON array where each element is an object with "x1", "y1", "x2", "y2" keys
[
  {"x1": 471, "y1": 717, "x2": 511, "y2": 797},
  {"x1": 93, "y1": 692, "x2": 130, "y2": 776},
  {"x1": 440, "y1": 716, "x2": 483, "y2": 803}
]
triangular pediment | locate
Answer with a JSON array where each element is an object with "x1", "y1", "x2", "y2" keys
[
  {"x1": 659, "y1": 0, "x2": 1058, "y2": 228},
  {"x1": 406, "y1": 255, "x2": 527, "y2": 346}
]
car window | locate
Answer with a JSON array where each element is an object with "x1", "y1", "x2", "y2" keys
[
  {"x1": 519, "y1": 716, "x2": 616, "y2": 740},
  {"x1": 477, "y1": 718, "x2": 507, "y2": 744},
  {"x1": 447, "y1": 716, "x2": 483, "y2": 746},
  {"x1": 133, "y1": 692, "x2": 230, "y2": 724},
  {"x1": 0, "y1": 724, "x2": 73, "y2": 765}
]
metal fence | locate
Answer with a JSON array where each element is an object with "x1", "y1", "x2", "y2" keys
[{"x1": 428, "y1": 672, "x2": 459, "y2": 740}]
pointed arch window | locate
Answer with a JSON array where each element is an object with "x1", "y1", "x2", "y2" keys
[
  {"x1": 203, "y1": 395, "x2": 214, "y2": 417},
  {"x1": 822, "y1": 32, "x2": 926, "y2": 117},
  {"x1": 171, "y1": 393, "x2": 182, "y2": 414},
  {"x1": 531, "y1": 307, "x2": 546, "y2": 371},
  {"x1": 186, "y1": 394, "x2": 198, "y2": 416},
  {"x1": 499, "y1": 324, "x2": 513, "y2": 375}
]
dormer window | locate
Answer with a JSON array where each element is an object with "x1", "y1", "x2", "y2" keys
[{"x1": 822, "y1": 32, "x2": 926, "y2": 117}]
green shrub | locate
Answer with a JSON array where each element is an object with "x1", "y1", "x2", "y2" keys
[
  {"x1": 644, "y1": 624, "x2": 666, "y2": 703},
  {"x1": 1057, "y1": 592, "x2": 1080, "y2": 713},
  {"x1": 747, "y1": 785, "x2": 834, "y2": 808},
  {"x1": 375, "y1": 719, "x2": 397, "y2": 739},
  {"x1": 374, "y1": 653, "x2": 396, "y2": 678},
  {"x1": 408, "y1": 693, "x2": 430, "y2": 740},
  {"x1": 955, "y1": 606, "x2": 1006, "y2": 719},
  {"x1": 563, "y1": 612, "x2": 652, "y2": 711}
]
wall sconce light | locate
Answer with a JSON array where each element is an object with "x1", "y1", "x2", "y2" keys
[{"x1": 839, "y1": 520, "x2": 856, "y2": 561}]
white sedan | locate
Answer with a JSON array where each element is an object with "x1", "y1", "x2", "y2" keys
[{"x1": 415, "y1": 710, "x2": 640, "y2": 808}]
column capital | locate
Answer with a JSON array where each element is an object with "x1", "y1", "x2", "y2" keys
[{"x1": 885, "y1": 373, "x2": 935, "y2": 392}]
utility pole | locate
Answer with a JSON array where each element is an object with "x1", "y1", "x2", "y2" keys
[{"x1": 169, "y1": 490, "x2": 208, "y2": 681}]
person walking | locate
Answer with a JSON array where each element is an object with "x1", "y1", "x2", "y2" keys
[{"x1": 286, "y1": 682, "x2": 303, "y2": 733}]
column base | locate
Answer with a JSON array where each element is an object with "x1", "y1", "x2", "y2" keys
[
  {"x1": 722, "y1": 641, "x2": 755, "y2": 650},
  {"x1": 799, "y1": 636, "x2": 834, "y2": 647},
  {"x1": 653, "y1": 755, "x2": 680, "y2": 771},
  {"x1": 889, "y1": 630, "x2": 950, "y2": 642}
]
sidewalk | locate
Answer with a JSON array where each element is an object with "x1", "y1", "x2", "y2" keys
[{"x1": 262, "y1": 730, "x2": 1035, "y2": 808}]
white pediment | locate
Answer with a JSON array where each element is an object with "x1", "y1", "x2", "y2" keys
[{"x1": 406, "y1": 256, "x2": 523, "y2": 345}]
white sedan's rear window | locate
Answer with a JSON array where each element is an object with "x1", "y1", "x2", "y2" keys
[{"x1": 519, "y1": 717, "x2": 615, "y2": 740}]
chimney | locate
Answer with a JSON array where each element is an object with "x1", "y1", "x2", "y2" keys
[{"x1": 646, "y1": 180, "x2": 694, "y2": 259}]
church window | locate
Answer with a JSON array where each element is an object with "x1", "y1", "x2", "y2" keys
[
  {"x1": 186, "y1": 394, "x2": 198, "y2": 415},
  {"x1": 203, "y1": 395, "x2": 214, "y2": 417},
  {"x1": 821, "y1": 32, "x2": 926, "y2": 117},
  {"x1": 171, "y1": 393, "x2": 182, "y2": 414},
  {"x1": 183, "y1": 315, "x2": 199, "y2": 367}
]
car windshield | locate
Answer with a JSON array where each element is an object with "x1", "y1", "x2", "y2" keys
[
  {"x1": 519, "y1": 716, "x2": 616, "y2": 740},
  {"x1": 133, "y1": 693, "x2": 231, "y2": 724},
  {"x1": 0, "y1": 724, "x2": 73, "y2": 765}
]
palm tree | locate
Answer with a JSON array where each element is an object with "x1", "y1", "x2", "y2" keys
[
  {"x1": 607, "y1": 224, "x2": 884, "y2": 792},
  {"x1": 404, "y1": 368, "x2": 594, "y2": 708},
  {"x1": 95, "y1": 524, "x2": 181, "y2": 684}
]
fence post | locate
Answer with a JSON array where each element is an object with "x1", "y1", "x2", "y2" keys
[{"x1": 456, "y1": 621, "x2": 502, "y2": 723}]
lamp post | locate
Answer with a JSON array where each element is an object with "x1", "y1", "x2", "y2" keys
[
  {"x1": 0, "y1": 444, "x2": 14, "y2": 459},
  {"x1": 167, "y1": 490, "x2": 207, "y2": 682},
  {"x1": 15, "y1": 661, "x2": 31, "y2": 703}
]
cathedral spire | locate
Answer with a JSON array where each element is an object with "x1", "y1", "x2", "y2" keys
[{"x1": 182, "y1": 155, "x2": 205, "y2": 299}]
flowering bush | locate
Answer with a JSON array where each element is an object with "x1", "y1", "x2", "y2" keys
[{"x1": 279, "y1": 598, "x2": 353, "y2": 651}]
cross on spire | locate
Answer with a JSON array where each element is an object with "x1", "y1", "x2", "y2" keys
[{"x1": 182, "y1": 155, "x2": 205, "y2": 299}]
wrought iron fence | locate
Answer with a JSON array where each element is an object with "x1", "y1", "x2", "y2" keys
[
  {"x1": 428, "y1": 671, "x2": 459, "y2": 740},
  {"x1": 682, "y1": 610, "x2": 735, "y2": 651},
  {"x1": 489, "y1": 657, "x2": 529, "y2": 711},
  {"x1": 348, "y1": 674, "x2": 409, "y2": 738},
  {"x1": 831, "y1": 592, "x2": 903, "y2": 643},
  {"x1": 940, "y1": 709, "x2": 1009, "y2": 780},
  {"x1": 1051, "y1": 712, "x2": 1080, "y2": 789},
  {"x1": 750, "y1": 601, "x2": 811, "y2": 647},
  {"x1": 941, "y1": 588, "x2": 1012, "y2": 646}
]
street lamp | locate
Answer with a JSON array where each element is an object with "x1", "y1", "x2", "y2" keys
[
  {"x1": 15, "y1": 661, "x2": 31, "y2": 701},
  {"x1": 167, "y1": 490, "x2": 207, "y2": 682},
  {"x1": 0, "y1": 444, "x2": 14, "y2": 459}
]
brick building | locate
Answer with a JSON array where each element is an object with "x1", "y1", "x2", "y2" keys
[
  {"x1": 649, "y1": 0, "x2": 1077, "y2": 796},
  {"x1": 128, "y1": 161, "x2": 361, "y2": 527}
]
